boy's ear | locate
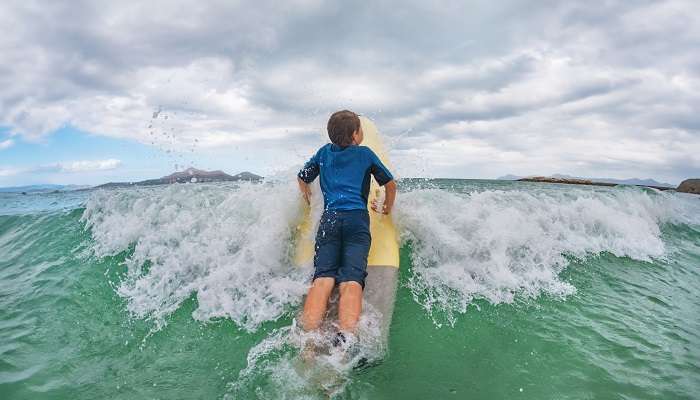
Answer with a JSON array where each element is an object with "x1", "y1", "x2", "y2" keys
[{"x1": 352, "y1": 129, "x2": 363, "y2": 145}]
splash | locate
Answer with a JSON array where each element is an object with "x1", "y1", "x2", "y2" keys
[
  {"x1": 81, "y1": 176, "x2": 699, "y2": 335},
  {"x1": 81, "y1": 179, "x2": 310, "y2": 331},
  {"x1": 228, "y1": 301, "x2": 384, "y2": 399},
  {"x1": 395, "y1": 185, "x2": 700, "y2": 326}
]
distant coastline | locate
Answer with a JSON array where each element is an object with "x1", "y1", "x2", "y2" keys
[
  {"x1": 496, "y1": 174, "x2": 700, "y2": 193},
  {"x1": 0, "y1": 168, "x2": 263, "y2": 194},
  {"x1": 0, "y1": 184, "x2": 93, "y2": 194},
  {"x1": 515, "y1": 176, "x2": 673, "y2": 191},
  {"x1": 498, "y1": 174, "x2": 675, "y2": 188},
  {"x1": 3, "y1": 172, "x2": 697, "y2": 195},
  {"x1": 95, "y1": 168, "x2": 262, "y2": 189}
]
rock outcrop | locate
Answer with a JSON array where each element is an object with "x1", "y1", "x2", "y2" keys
[
  {"x1": 677, "y1": 179, "x2": 700, "y2": 194},
  {"x1": 517, "y1": 176, "x2": 673, "y2": 191},
  {"x1": 518, "y1": 176, "x2": 616, "y2": 187}
]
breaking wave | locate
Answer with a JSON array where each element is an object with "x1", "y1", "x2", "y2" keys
[
  {"x1": 80, "y1": 178, "x2": 700, "y2": 331},
  {"x1": 395, "y1": 185, "x2": 700, "y2": 325}
]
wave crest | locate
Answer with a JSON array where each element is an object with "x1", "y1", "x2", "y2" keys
[
  {"x1": 81, "y1": 179, "x2": 700, "y2": 331},
  {"x1": 81, "y1": 181, "x2": 309, "y2": 331},
  {"x1": 395, "y1": 186, "x2": 698, "y2": 326}
]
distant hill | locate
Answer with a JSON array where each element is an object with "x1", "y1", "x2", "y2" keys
[
  {"x1": 96, "y1": 168, "x2": 262, "y2": 189},
  {"x1": 0, "y1": 184, "x2": 92, "y2": 193},
  {"x1": 498, "y1": 174, "x2": 674, "y2": 188}
]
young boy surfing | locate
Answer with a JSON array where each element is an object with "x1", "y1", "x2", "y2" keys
[{"x1": 297, "y1": 110, "x2": 397, "y2": 342}]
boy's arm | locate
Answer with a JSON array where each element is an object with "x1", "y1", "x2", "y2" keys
[
  {"x1": 367, "y1": 148, "x2": 396, "y2": 214},
  {"x1": 372, "y1": 179, "x2": 396, "y2": 214},
  {"x1": 297, "y1": 176, "x2": 312, "y2": 205},
  {"x1": 297, "y1": 149, "x2": 321, "y2": 205}
]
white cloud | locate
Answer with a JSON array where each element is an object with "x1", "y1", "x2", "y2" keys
[
  {"x1": 0, "y1": 139, "x2": 13, "y2": 150},
  {"x1": 1, "y1": 159, "x2": 123, "y2": 179},
  {"x1": 37, "y1": 158, "x2": 122, "y2": 173},
  {"x1": 0, "y1": 1, "x2": 699, "y2": 183},
  {"x1": 0, "y1": 166, "x2": 22, "y2": 177},
  {"x1": 53, "y1": 159, "x2": 122, "y2": 173}
]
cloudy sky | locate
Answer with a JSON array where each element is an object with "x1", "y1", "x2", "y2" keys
[{"x1": 1, "y1": 0, "x2": 699, "y2": 187}]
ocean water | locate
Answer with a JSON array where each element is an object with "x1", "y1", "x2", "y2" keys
[{"x1": 1, "y1": 178, "x2": 699, "y2": 399}]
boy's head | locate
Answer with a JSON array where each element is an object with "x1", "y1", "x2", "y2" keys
[{"x1": 327, "y1": 110, "x2": 362, "y2": 147}]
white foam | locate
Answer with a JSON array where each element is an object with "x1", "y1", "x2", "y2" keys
[
  {"x1": 228, "y1": 303, "x2": 384, "y2": 399},
  {"x1": 81, "y1": 174, "x2": 312, "y2": 331},
  {"x1": 395, "y1": 185, "x2": 700, "y2": 326},
  {"x1": 81, "y1": 176, "x2": 700, "y2": 334}
]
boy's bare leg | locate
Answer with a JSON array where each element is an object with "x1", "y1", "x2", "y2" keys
[
  {"x1": 301, "y1": 277, "x2": 335, "y2": 331},
  {"x1": 338, "y1": 281, "x2": 363, "y2": 332}
]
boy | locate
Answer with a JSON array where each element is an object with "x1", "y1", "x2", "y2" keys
[{"x1": 297, "y1": 110, "x2": 397, "y2": 338}]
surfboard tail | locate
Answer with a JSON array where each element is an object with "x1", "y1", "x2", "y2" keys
[{"x1": 364, "y1": 265, "x2": 399, "y2": 344}]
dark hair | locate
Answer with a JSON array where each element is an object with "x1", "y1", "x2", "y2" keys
[{"x1": 327, "y1": 110, "x2": 360, "y2": 147}]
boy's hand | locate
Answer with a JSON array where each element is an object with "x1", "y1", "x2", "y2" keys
[
  {"x1": 371, "y1": 199, "x2": 391, "y2": 214},
  {"x1": 371, "y1": 180, "x2": 396, "y2": 214},
  {"x1": 297, "y1": 177, "x2": 312, "y2": 205}
]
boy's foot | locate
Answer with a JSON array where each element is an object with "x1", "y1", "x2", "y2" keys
[
  {"x1": 332, "y1": 331, "x2": 368, "y2": 367},
  {"x1": 331, "y1": 331, "x2": 346, "y2": 348}
]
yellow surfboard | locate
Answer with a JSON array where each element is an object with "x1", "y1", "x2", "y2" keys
[{"x1": 294, "y1": 116, "x2": 399, "y2": 268}]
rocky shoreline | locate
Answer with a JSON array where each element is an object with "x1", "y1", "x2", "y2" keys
[
  {"x1": 677, "y1": 179, "x2": 700, "y2": 194},
  {"x1": 517, "y1": 176, "x2": 675, "y2": 191}
]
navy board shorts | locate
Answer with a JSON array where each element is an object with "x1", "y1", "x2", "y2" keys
[{"x1": 313, "y1": 209, "x2": 371, "y2": 288}]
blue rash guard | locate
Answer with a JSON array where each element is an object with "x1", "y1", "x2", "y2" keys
[{"x1": 297, "y1": 143, "x2": 394, "y2": 211}]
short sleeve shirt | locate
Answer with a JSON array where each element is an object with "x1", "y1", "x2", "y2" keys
[{"x1": 298, "y1": 143, "x2": 394, "y2": 211}]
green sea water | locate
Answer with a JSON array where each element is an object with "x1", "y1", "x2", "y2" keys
[{"x1": 1, "y1": 179, "x2": 699, "y2": 399}]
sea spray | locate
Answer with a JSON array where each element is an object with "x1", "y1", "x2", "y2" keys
[
  {"x1": 81, "y1": 180, "x2": 311, "y2": 331},
  {"x1": 80, "y1": 179, "x2": 699, "y2": 332},
  {"x1": 395, "y1": 186, "x2": 696, "y2": 326},
  {"x1": 229, "y1": 301, "x2": 384, "y2": 399}
]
